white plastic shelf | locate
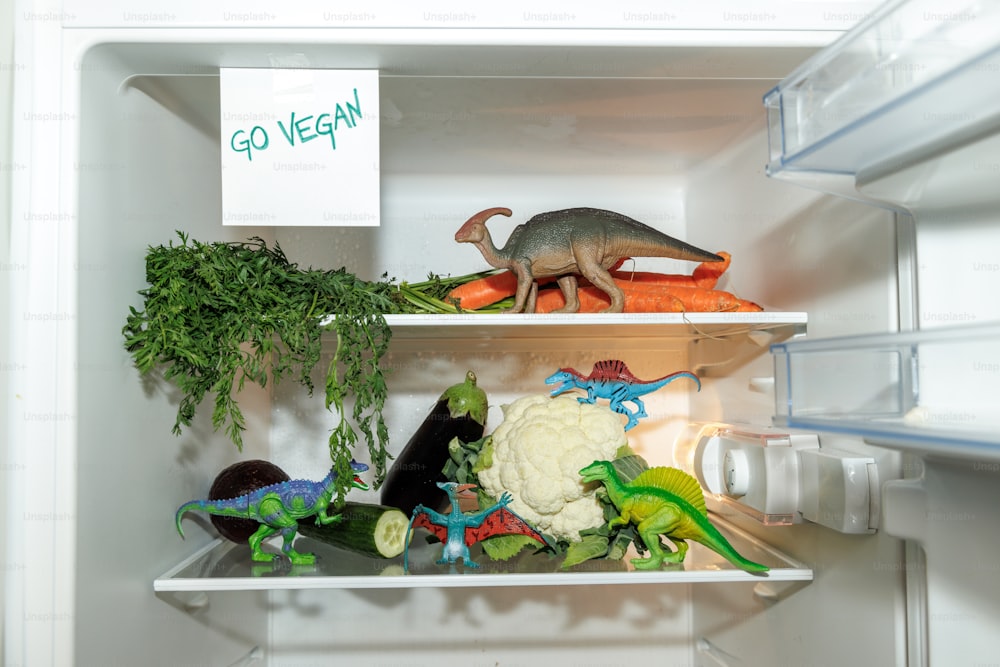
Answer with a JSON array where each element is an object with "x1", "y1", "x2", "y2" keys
[
  {"x1": 154, "y1": 517, "x2": 811, "y2": 592},
  {"x1": 384, "y1": 312, "x2": 806, "y2": 342},
  {"x1": 764, "y1": 0, "x2": 1000, "y2": 183},
  {"x1": 771, "y1": 322, "x2": 1000, "y2": 459}
]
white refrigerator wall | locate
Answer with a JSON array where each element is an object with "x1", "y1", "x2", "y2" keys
[{"x1": 1, "y1": 2, "x2": 16, "y2": 662}]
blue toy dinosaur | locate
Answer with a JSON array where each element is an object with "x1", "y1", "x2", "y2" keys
[
  {"x1": 404, "y1": 482, "x2": 547, "y2": 570},
  {"x1": 545, "y1": 359, "x2": 700, "y2": 430},
  {"x1": 175, "y1": 460, "x2": 370, "y2": 565}
]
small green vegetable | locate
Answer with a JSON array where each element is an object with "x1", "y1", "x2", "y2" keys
[{"x1": 297, "y1": 502, "x2": 410, "y2": 559}]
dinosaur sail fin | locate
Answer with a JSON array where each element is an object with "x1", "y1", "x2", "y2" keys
[
  {"x1": 591, "y1": 359, "x2": 637, "y2": 382},
  {"x1": 631, "y1": 466, "x2": 708, "y2": 516},
  {"x1": 467, "y1": 506, "x2": 548, "y2": 547}
]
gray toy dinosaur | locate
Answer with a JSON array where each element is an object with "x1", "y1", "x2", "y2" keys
[{"x1": 454, "y1": 207, "x2": 722, "y2": 313}]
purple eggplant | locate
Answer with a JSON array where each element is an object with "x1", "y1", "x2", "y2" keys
[{"x1": 380, "y1": 371, "x2": 488, "y2": 515}]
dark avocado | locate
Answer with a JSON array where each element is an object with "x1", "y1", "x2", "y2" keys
[{"x1": 208, "y1": 459, "x2": 291, "y2": 543}]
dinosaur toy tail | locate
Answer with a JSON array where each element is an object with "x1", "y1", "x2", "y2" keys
[
  {"x1": 174, "y1": 499, "x2": 251, "y2": 539},
  {"x1": 657, "y1": 370, "x2": 701, "y2": 392},
  {"x1": 175, "y1": 501, "x2": 199, "y2": 538},
  {"x1": 691, "y1": 519, "x2": 769, "y2": 573}
]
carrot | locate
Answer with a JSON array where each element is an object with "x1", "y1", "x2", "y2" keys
[
  {"x1": 534, "y1": 279, "x2": 762, "y2": 314},
  {"x1": 609, "y1": 270, "x2": 699, "y2": 287},
  {"x1": 445, "y1": 271, "x2": 518, "y2": 310},
  {"x1": 611, "y1": 251, "x2": 732, "y2": 290},
  {"x1": 692, "y1": 251, "x2": 731, "y2": 289},
  {"x1": 445, "y1": 258, "x2": 633, "y2": 311},
  {"x1": 635, "y1": 284, "x2": 762, "y2": 313},
  {"x1": 535, "y1": 286, "x2": 614, "y2": 314}
]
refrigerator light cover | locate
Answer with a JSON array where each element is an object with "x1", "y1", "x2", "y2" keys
[{"x1": 674, "y1": 423, "x2": 819, "y2": 526}]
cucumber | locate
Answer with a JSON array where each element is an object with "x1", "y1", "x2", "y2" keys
[
  {"x1": 298, "y1": 502, "x2": 410, "y2": 559},
  {"x1": 380, "y1": 370, "x2": 488, "y2": 514}
]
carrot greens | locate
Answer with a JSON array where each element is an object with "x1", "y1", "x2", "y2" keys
[{"x1": 123, "y1": 233, "x2": 410, "y2": 502}]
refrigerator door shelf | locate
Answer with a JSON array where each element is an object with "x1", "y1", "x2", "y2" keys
[
  {"x1": 154, "y1": 517, "x2": 812, "y2": 593},
  {"x1": 764, "y1": 0, "x2": 1000, "y2": 189},
  {"x1": 771, "y1": 322, "x2": 1000, "y2": 459}
]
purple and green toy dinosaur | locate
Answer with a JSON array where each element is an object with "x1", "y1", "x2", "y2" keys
[{"x1": 175, "y1": 460, "x2": 369, "y2": 565}]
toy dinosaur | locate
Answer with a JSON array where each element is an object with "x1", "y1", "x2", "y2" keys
[
  {"x1": 454, "y1": 206, "x2": 722, "y2": 314},
  {"x1": 545, "y1": 359, "x2": 700, "y2": 430},
  {"x1": 404, "y1": 482, "x2": 548, "y2": 570},
  {"x1": 579, "y1": 460, "x2": 768, "y2": 573},
  {"x1": 175, "y1": 460, "x2": 370, "y2": 565}
]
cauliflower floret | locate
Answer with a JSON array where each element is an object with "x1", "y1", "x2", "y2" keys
[{"x1": 477, "y1": 394, "x2": 626, "y2": 542}]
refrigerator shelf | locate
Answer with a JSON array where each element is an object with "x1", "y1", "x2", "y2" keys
[
  {"x1": 381, "y1": 312, "x2": 807, "y2": 342},
  {"x1": 771, "y1": 322, "x2": 1000, "y2": 459},
  {"x1": 764, "y1": 0, "x2": 1000, "y2": 183},
  {"x1": 154, "y1": 516, "x2": 811, "y2": 593}
]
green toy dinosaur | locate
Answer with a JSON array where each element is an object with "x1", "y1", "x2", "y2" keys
[
  {"x1": 175, "y1": 460, "x2": 370, "y2": 565},
  {"x1": 579, "y1": 460, "x2": 768, "y2": 573}
]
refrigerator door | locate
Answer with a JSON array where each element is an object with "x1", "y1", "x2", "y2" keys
[{"x1": 759, "y1": 1, "x2": 1000, "y2": 664}]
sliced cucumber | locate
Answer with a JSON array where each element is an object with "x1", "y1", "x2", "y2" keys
[{"x1": 299, "y1": 502, "x2": 410, "y2": 559}]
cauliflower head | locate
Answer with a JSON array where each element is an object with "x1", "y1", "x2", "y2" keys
[{"x1": 477, "y1": 394, "x2": 627, "y2": 542}]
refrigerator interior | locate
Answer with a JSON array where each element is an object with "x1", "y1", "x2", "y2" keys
[{"x1": 58, "y1": 35, "x2": 914, "y2": 667}]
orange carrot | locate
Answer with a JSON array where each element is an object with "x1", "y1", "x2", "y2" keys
[
  {"x1": 445, "y1": 271, "x2": 518, "y2": 310},
  {"x1": 445, "y1": 258, "x2": 632, "y2": 311},
  {"x1": 611, "y1": 251, "x2": 732, "y2": 290},
  {"x1": 535, "y1": 286, "x2": 614, "y2": 314},
  {"x1": 692, "y1": 251, "x2": 731, "y2": 289},
  {"x1": 632, "y1": 284, "x2": 762, "y2": 312},
  {"x1": 535, "y1": 279, "x2": 762, "y2": 314},
  {"x1": 608, "y1": 270, "x2": 699, "y2": 287}
]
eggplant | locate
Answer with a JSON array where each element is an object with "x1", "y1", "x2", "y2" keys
[{"x1": 380, "y1": 370, "x2": 488, "y2": 515}]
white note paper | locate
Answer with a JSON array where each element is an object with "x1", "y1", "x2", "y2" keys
[{"x1": 220, "y1": 68, "x2": 380, "y2": 226}]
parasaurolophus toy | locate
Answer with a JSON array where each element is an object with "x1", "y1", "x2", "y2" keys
[{"x1": 454, "y1": 206, "x2": 722, "y2": 313}]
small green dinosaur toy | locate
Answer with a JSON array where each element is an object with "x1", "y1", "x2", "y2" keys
[
  {"x1": 579, "y1": 460, "x2": 768, "y2": 573},
  {"x1": 175, "y1": 460, "x2": 370, "y2": 565}
]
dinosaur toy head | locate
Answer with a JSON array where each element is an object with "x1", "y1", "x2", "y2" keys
[
  {"x1": 349, "y1": 460, "x2": 370, "y2": 491},
  {"x1": 454, "y1": 207, "x2": 512, "y2": 244},
  {"x1": 579, "y1": 460, "x2": 615, "y2": 484},
  {"x1": 436, "y1": 481, "x2": 478, "y2": 501},
  {"x1": 544, "y1": 368, "x2": 582, "y2": 397}
]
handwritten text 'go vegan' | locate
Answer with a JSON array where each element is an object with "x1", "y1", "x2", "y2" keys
[{"x1": 229, "y1": 88, "x2": 364, "y2": 161}]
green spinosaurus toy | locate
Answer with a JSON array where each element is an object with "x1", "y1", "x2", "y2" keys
[
  {"x1": 579, "y1": 460, "x2": 768, "y2": 573},
  {"x1": 175, "y1": 460, "x2": 369, "y2": 565}
]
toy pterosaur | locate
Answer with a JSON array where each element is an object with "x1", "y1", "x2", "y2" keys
[{"x1": 404, "y1": 482, "x2": 547, "y2": 570}]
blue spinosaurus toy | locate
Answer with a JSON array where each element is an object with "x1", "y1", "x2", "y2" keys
[
  {"x1": 545, "y1": 359, "x2": 700, "y2": 430},
  {"x1": 175, "y1": 461, "x2": 369, "y2": 565},
  {"x1": 405, "y1": 482, "x2": 548, "y2": 570}
]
